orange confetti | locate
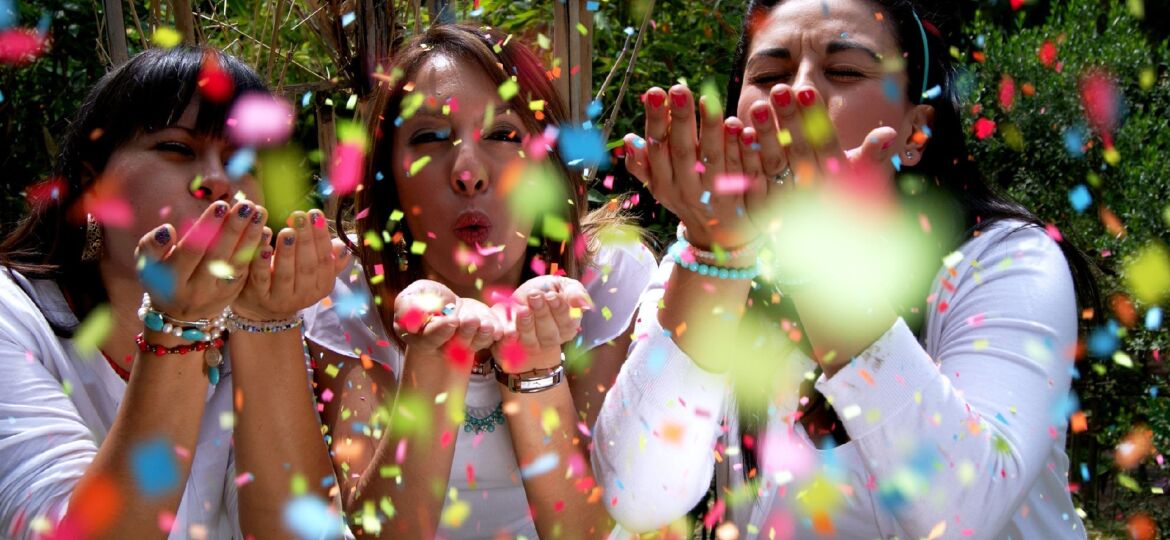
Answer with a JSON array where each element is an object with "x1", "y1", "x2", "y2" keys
[
  {"x1": 661, "y1": 421, "x2": 685, "y2": 444},
  {"x1": 1070, "y1": 411, "x2": 1088, "y2": 433},
  {"x1": 1099, "y1": 206, "x2": 1126, "y2": 238},
  {"x1": 810, "y1": 511, "x2": 834, "y2": 535}
]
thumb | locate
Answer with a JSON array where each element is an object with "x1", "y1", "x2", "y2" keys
[
  {"x1": 846, "y1": 126, "x2": 899, "y2": 167},
  {"x1": 135, "y1": 224, "x2": 178, "y2": 302}
]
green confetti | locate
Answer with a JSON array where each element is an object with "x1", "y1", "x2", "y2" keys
[
  {"x1": 290, "y1": 473, "x2": 308, "y2": 496},
  {"x1": 389, "y1": 209, "x2": 405, "y2": 222},
  {"x1": 409, "y1": 155, "x2": 432, "y2": 176},
  {"x1": 537, "y1": 33, "x2": 551, "y2": 50},
  {"x1": 258, "y1": 146, "x2": 311, "y2": 225},
  {"x1": 542, "y1": 215, "x2": 570, "y2": 242},
  {"x1": 576, "y1": 22, "x2": 589, "y2": 36},
  {"x1": 400, "y1": 92, "x2": 425, "y2": 120},
  {"x1": 601, "y1": 306, "x2": 613, "y2": 321},
  {"x1": 363, "y1": 230, "x2": 384, "y2": 251},
  {"x1": 1118, "y1": 473, "x2": 1140, "y2": 491},
  {"x1": 73, "y1": 304, "x2": 113, "y2": 355},
  {"x1": 1125, "y1": 242, "x2": 1170, "y2": 304},
  {"x1": 410, "y1": 241, "x2": 427, "y2": 255},
  {"x1": 498, "y1": 79, "x2": 519, "y2": 101},
  {"x1": 324, "y1": 364, "x2": 340, "y2": 378},
  {"x1": 699, "y1": 78, "x2": 723, "y2": 119}
]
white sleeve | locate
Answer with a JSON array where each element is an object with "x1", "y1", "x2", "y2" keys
[
  {"x1": 590, "y1": 259, "x2": 730, "y2": 533},
  {"x1": 302, "y1": 257, "x2": 395, "y2": 369},
  {"x1": 579, "y1": 241, "x2": 658, "y2": 349},
  {"x1": 814, "y1": 225, "x2": 1078, "y2": 536},
  {"x1": 0, "y1": 319, "x2": 96, "y2": 539}
]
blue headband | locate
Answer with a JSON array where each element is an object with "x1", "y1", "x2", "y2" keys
[{"x1": 910, "y1": 8, "x2": 931, "y2": 102}]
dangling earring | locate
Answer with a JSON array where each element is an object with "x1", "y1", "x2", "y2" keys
[
  {"x1": 395, "y1": 237, "x2": 409, "y2": 272},
  {"x1": 905, "y1": 150, "x2": 914, "y2": 159},
  {"x1": 81, "y1": 213, "x2": 103, "y2": 263}
]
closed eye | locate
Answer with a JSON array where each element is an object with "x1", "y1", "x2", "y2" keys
[
  {"x1": 485, "y1": 126, "x2": 522, "y2": 143},
  {"x1": 408, "y1": 129, "x2": 452, "y2": 145},
  {"x1": 155, "y1": 141, "x2": 195, "y2": 157}
]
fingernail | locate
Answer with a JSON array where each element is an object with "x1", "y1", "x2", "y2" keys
[
  {"x1": 797, "y1": 89, "x2": 816, "y2": 107},
  {"x1": 214, "y1": 203, "x2": 228, "y2": 218},
  {"x1": 252, "y1": 210, "x2": 264, "y2": 225},
  {"x1": 237, "y1": 204, "x2": 252, "y2": 219},
  {"x1": 294, "y1": 215, "x2": 307, "y2": 228},
  {"x1": 752, "y1": 107, "x2": 768, "y2": 125},
  {"x1": 725, "y1": 124, "x2": 742, "y2": 137},
  {"x1": 546, "y1": 292, "x2": 561, "y2": 307},
  {"x1": 261, "y1": 231, "x2": 270, "y2": 243},
  {"x1": 624, "y1": 140, "x2": 635, "y2": 155},
  {"x1": 310, "y1": 212, "x2": 321, "y2": 227},
  {"x1": 283, "y1": 235, "x2": 295, "y2": 246},
  {"x1": 261, "y1": 249, "x2": 273, "y2": 260},
  {"x1": 742, "y1": 132, "x2": 756, "y2": 146},
  {"x1": 154, "y1": 228, "x2": 170, "y2": 244},
  {"x1": 773, "y1": 90, "x2": 792, "y2": 108},
  {"x1": 647, "y1": 91, "x2": 665, "y2": 109},
  {"x1": 529, "y1": 294, "x2": 545, "y2": 308},
  {"x1": 670, "y1": 91, "x2": 687, "y2": 108}
]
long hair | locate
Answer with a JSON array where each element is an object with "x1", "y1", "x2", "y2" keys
[
  {"x1": 0, "y1": 46, "x2": 267, "y2": 336},
  {"x1": 338, "y1": 24, "x2": 628, "y2": 346},
  {"x1": 703, "y1": 0, "x2": 1101, "y2": 528}
]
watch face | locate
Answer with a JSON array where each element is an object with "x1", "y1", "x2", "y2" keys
[{"x1": 519, "y1": 378, "x2": 548, "y2": 391}]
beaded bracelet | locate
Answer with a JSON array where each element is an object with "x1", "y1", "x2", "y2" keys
[
  {"x1": 135, "y1": 333, "x2": 226, "y2": 356},
  {"x1": 226, "y1": 311, "x2": 303, "y2": 333},
  {"x1": 669, "y1": 240, "x2": 761, "y2": 281},
  {"x1": 138, "y1": 293, "x2": 229, "y2": 342},
  {"x1": 676, "y1": 223, "x2": 762, "y2": 266}
]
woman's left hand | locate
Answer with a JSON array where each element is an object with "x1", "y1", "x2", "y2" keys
[
  {"x1": 233, "y1": 209, "x2": 350, "y2": 320},
  {"x1": 490, "y1": 276, "x2": 592, "y2": 373}
]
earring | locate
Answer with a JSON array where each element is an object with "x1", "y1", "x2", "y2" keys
[
  {"x1": 395, "y1": 238, "x2": 409, "y2": 272},
  {"x1": 81, "y1": 213, "x2": 103, "y2": 262},
  {"x1": 905, "y1": 150, "x2": 914, "y2": 159}
]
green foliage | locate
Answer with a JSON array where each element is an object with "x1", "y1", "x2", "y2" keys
[{"x1": 965, "y1": 0, "x2": 1169, "y2": 527}]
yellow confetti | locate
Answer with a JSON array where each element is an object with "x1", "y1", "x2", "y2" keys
[
  {"x1": 1125, "y1": 242, "x2": 1170, "y2": 303},
  {"x1": 73, "y1": 304, "x2": 113, "y2": 354},
  {"x1": 410, "y1": 241, "x2": 427, "y2": 255},
  {"x1": 777, "y1": 129, "x2": 793, "y2": 147},
  {"x1": 498, "y1": 79, "x2": 519, "y2": 101},
  {"x1": 207, "y1": 260, "x2": 235, "y2": 279},
  {"x1": 1103, "y1": 146, "x2": 1121, "y2": 165},
  {"x1": 440, "y1": 500, "x2": 470, "y2": 528},
  {"x1": 408, "y1": 155, "x2": 432, "y2": 176},
  {"x1": 152, "y1": 27, "x2": 183, "y2": 48},
  {"x1": 537, "y1": 34, "x2": 551, "y2": 49},
  {"x1": 576, "y1": 22, "x2": 589, "y2": 35},
  {"x1": 541, "y1": 407, "x2": 561, "y2": 435},
  {"x1": 801, "y1": 106, "x2": 834, "y2": 148},
  {"x1": 1140, "y1": 67, "x2": 1156, "y2": 90}
]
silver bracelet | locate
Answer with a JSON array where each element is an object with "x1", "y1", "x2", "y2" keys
[
  {"x1": 493, "y1": 354, "x2": 565, "y2": 393},
  {"x1": 226, "y1": 310, "x2": 304, "y2": 333}
]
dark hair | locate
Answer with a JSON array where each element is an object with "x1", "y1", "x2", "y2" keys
[
  {"x1": 0, "y1": 46, "x2": 267, "y2": 335},
  {"x1": 341, "y1": 24, "x2": 617, "y2": 345},
  {"x1": 703, "y1": 0, "x2": 1101, "y2": 529}
]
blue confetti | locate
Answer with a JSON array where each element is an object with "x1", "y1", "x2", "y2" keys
[
  {"x1": 340, "y1": 11, "x2": 356, "y2": 27},
  {"x1": 1068, "y1": 184, "x2": 1091, "y2": 213},
  {"x1": 586, "y1": 99, "x2": 603, "y2": 119},
  {"x1": 1080, "y1": 462, "x2": 1090, "y2": 482},
  {"x1": 890, "y1": 154, "x2": 902, "y2": 172},
  {"x1": 1063, "y1": 126, "x2": 1086, "y2": 157},
  {"x1": 226, "y1": 147, "x2": 256, "y2": 180},
  {"x1": 921, "y1": 85, "x2": 942, "y2": 100},
  {"x1": 646, "y1": 346, "x2": 667, "y2": 374},
  {"x1": 0, "y1": 0, "x2": 14, "y2": 29},
  {"x1": 35, "y1": 9, "x2": 49, "y2": 34},
  {"x1": 623, "y1": 26, "x2": 635, "y2": 36},
  {"x1": 138, "y1": 259, "x2": 176, "y2": 302},
  {"x1": 283, "y1": 495, "x2": 343, "y2": 540},
  {"x1": 1146, "y1": 307, "x2": 1162, "y2": 330},
  {"x1": 0, "y1": 90, "x2": 5, "y2": 105},
  {"x1": 586, "y1": 1, "x2": 600, "y2": 11},
  {"x1": 375, "y1": 170, "x2": 385, "y2": 181},
  {"x1": 882, "y1": 75, "x2": 900, "y2": 101},
  {"x1": 520, "y1": 452, "x2": 559, "y2": 479},
  {"x1": 131, "y1": 438, "x2": 180, "y2": 498},
  {"x1": 333, "y1": 289, "x2": 371, "y2": 319},
  {"x1": 699, "y1": 191, "x2": 710, "y2": 204},
  {"x1": 1087, "y1": 320, "x2": 1119, "y2": 357},
  {"x1": 302, "y1": 91, "x2": 312, "y2": 108},
  {"x1": 558, "y1": 127, "x2": 608, "y2": 169}
]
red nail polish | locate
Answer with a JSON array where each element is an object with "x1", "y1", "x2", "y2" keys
[
  {"x1": 752, "y1": 107, "x2": 769, "y2": 124},
  {"x1": 624, "y1": 141, "x2": 635, "y2": 155},
  {"x1": 797, "y1": 89, "x2": 816, "y2": 107},
  {"x1": 647, "y1": 92, "x2": 666, "y2": 109},
  {"x1": 725, "y1": 124, "x2": 742, "y2": 137},
  {"x1": 670, "y1": 91, "x2": 687, "y2": 108},
  {"x1": 773, "y1": 90, "x2": 792, "y2": 108},
  {"x1": 742, "y1": 132, "x2": 755, "y2": 146}
]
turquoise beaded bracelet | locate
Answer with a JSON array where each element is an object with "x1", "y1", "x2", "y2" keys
[{"x1": 668, "y1": 240, "x2": 760, "y2": 280}]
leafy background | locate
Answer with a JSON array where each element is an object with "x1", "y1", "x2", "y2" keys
[{"x1": 1, "y1": 0, "x2": 1167, "y2": 535}]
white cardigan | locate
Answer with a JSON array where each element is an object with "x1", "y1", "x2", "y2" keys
[
  {"x1": 592, "y1": 220, "x2": 1088, "y2": 539},
  {"x1": 0, "y1": 269, "x2": 241, "y2": 539}
]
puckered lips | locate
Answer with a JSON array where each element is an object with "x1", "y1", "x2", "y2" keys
[{"x1": 453, "y1": 209, "x2": 493, "y2": 247}]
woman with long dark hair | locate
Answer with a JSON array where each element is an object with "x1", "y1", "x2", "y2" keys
[
  {"x1": 0, "y1": 46, "x2": 345, "y2": 538},
  {"x1": 593, "y1": 0, "x2": 1097, "y2": 537},
  {"x1": 302, "y1": 24, "x2": 655, "y2": 539}
]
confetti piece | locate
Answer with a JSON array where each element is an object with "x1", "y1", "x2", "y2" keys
[
  {"x1": 131, "y1": 438, "x2": 180, "y2": 497},
  {"x1": 1125, "y1": 243, "x2": 1170, "y2": 304},
  {"x1": 73, "y1": 304, "x2": 113, "y2": 355},
  {"x1": 440, "y1": 499, "x2": 470, "y2": 528},
  {"x1": 283, "y1": 495, "x2": 343, "y2": 540},
  {"x1": 407, "y1": 155, "x2": 432, "y2": 177},
  {"x1": 67, "y1": 473, "x2": 121, "y2": 536},
  {"x1": 152, "y1": 27, "x2": 182, "y2": 48},
  {"x1": 0, "y1": 28, "x2": 45, "y2": 65},
  {"x1": 225, "y1": 147, "x2": 256, "y2": 180},
  {"x1": 520, "y1": 452, "x2": 559, "y2": 478},
  {"x1": 973, "y1": 117, "x2": 996, "y2": 140},
  {"x1": 714, "y1": 174, "x2": 750, "y2": 194},
  {"x1": 258, "y1": 146, "x2": 311, "y2": 222},
  {"x1": 197, "y1": 53, "x2": 233, "y2": 103},
  {"x1": 558, "y1": 127, "x2": 607, "y2": 167},
  {"x1": 227, "y1": 93, "x2": 295, "y2": 147},
  {"x1": 498, "y1": 79, "x2": 519, "y2": 101},
  {"x1": 1068, "y1": 184, "x2": 1091, "y2": 212}
]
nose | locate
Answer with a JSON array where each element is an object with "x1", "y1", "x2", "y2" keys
[
  {"x1": 792, "y1": 59, "x2": 819, "y2": 91},
  {"x1": 191, "y1": 149, "x2": 235, "y2": 203},
  {"x1": 450, "y1": 144, "x2": 490, "y2": 197}
]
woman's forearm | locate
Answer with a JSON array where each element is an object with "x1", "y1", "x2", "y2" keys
[{"x1": 659, "y1": 265, "x2": 753, "y2": 373}]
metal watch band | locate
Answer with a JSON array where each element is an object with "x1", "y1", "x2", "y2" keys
[{"x1": 494, "y1": 363, "x2": 565, "y2": 393}]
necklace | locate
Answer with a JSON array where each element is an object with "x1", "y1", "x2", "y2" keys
[{"x1": 463, "y1": 402, "x2": 505, "y2": 434}]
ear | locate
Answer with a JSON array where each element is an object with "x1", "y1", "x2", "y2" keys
[{"x1": 900, "y1": 104, "x2": 935, "y2": 167}]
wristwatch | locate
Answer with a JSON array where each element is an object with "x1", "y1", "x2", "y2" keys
[{"x1": 493, "y1": 354, "x2": 565, "y2": 393}]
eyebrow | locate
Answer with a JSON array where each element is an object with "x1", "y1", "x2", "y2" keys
[
  {"x1": 409, "y1": 105, "x2": 515, "y2": 119},
  {"x1": 746, "y1": 40, "x2": 882, "y2": 68}
]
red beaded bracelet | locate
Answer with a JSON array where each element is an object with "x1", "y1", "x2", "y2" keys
[{"x1": 135, "y1": 334, "x2": 225, "y2": 356}]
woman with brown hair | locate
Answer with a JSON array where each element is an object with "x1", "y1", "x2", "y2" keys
[
  {"x1": 0, "y1": 46, "x2": 346, "y2": 538},
  {"x1": 303, "y1": 24, "x2": 656, "y2": 539}
]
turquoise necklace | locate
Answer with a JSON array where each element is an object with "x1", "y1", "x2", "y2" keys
[{"x1": 463, "y1": 402, "x2": 505, "y2": 433}]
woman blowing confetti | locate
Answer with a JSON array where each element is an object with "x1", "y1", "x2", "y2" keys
[
  {"x1": 0, "y1": 46, "x2": 346, "y2": 538},
  {"x1": 301, "y1": 24, "x2": 655, "y2": 539},
  {"x1": 593, "y1": 0, "x2": 1099, "y2": 538}
]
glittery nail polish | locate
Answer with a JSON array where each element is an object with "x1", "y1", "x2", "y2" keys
[
  {"x1": 154, "y1": 227, "x2": 171, "y2": 244},
  {"x1": 238, "y1": 204, "x2": 252, "y2": 218},
  {"x1": 214, "y1": 203, "x2": 228, "y2": 218}
]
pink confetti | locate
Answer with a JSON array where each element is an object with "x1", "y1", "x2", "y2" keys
[
  {"x1": 234, "y1": 472, "x2": 255, "y2": 487},
  {"x1": 1044, "y1": 223, "x2": 1063, "y2": 242},
  {"x1": 973, "y1": 117, "x2": 996, "y2": 140},
  {"x1": 395, "y1": 438, "x2": 407, "y2": 464},
  {"x1": 693, "y1": 160, "x2": 706, "y2": 173},
  {"x1": 320, "y1": 388, "x2": 334, "y2": 403},
  {"x1": 602, "y1": 175, "x2": 614, "y2": 190},
  {"x1": 0, "y1": 28, "x2": 46, "y2": 65},
  {"x1": 226, "y1": 93, "x2": 294, "y2": 147},
  {"x1": 713, "y1": 173, "x2": 750, "y2": 194},
  {"x1": 89, "y1": 197, "x2": 134, "y2": 228},
  {"x1": 330, "y1": 141, "x2": 365, "y2": 196}
]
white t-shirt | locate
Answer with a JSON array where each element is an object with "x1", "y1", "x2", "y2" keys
[
  {"x1": 592, "y1": 220, "x2": 1089, "y2": 539},
  {"x1": 303, "y1": 240, "x2": 657, "y2": 539},
  {"x1": 0, "y1": 268, "x2": 241, "y2": 539}
]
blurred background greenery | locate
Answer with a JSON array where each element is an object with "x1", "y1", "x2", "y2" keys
[{"x1": 1, "y1": 0, "x2": 1167, "y2": 535}]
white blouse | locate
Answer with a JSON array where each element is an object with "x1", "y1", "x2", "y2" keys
[
  {"x1": 0, "y1": 269, "x2": 241, "y2": 539},
  {"x1": 592, "y1": 220, "x2": 1088, "y2": 539},
  {"x1": 303, "y1": 240, "x2": 657, "y2": 539}
]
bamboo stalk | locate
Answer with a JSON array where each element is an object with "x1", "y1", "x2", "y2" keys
[
  {"x1": 126, "y1": 0, "x2": 148, "y2": 49},
  {"x1": 265, "y1": 0, "x2": 288, "y2": 82},
  {"x1": 172, "y1": 0, "x2": 195, "y2": 44},
  {"x1": 103, "y1": 0, "x2": 130, "y2": 66}
]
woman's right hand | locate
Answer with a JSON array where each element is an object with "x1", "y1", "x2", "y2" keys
[
  {"x1": 394, "y1": 281, "x2": 503, "y2": 376},
  {"x1": 134, "y1": 199, "x2": 266, "y2": 321}
]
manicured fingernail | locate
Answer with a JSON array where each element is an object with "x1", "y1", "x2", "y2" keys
[
  {"x1": 624, "y1": 140, "x2": 634, "y2": 155},
  {"x1": 670, "y1": 91, "x2": 687, "y2": 108},
  {"x1": 529, "y1": 294, "x2": 545, "y2": 308},
  {"x1": 237, "y1": 204, "x2": 252, "y2": 218},
  {"x1": 773, "y1": 90, "x2": 792, "y2": 108},
  {"x1": 797, "y1": 89, "x2": 816, "y2": 107},
  {"x1": 294, "y1": 215, "x2": 306, "y2": 228},
  {"x1": 725, "y1": 124, "x2": 742, "y2": 137},
  {"x1": 261, "y1": 249, "x2": 273, "y2": 260},
  {"x1": 752, "y1": 107, "x2": 768, "y2": 125},
  {"x1": 309, "y1": 212, "x2": 321, "y2": 227},
  {"x1": 742, "y1": 132, "x2": 755, "y2": 146},
  {"x1": 647, "y1": 91, "x2": 665, "y2": 109},
  {"x1": 214, "y1": 203, "x2": 228, "y2": 218},
  {"x1": 283, "y1": 235, "x2": 295, "y2": 246},
  {"x1": 252, "y1": 210, "x2": 264, "y2": 225},
  {"x1": 154, "y1": 227, "x2": 170, "y2": 244},
  {"x1": 261, "y1": 231, "x2": 270, "y2": 243}
]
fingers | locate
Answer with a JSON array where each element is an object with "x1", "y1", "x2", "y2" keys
[
  {"x1": 666, "y1": 85, "x2": 702, "y2": 204},
  {"x1": 643, "y1": 88, "x2": 673, "y2": 195},
  {"x1": 231, "y1": 203, "x2": 266, "y2": 276},
  {"x1": 524, "y1": 293, "x2": 562, "y2": 349},
  {"x1": 170, "y1": 201, "x2": 229, "y2": 283},
  {"x1": 245, "y1": 226, "x2": 274, "y2": 297},
  {"x1": 414, "y1": 313, "x2": 459, "y2": 350},
  {"x1": 545, "y1": 291, "x2": 581, "y2": 341},
  {"x1": 792, "y1": 86, "x2": 845, "y2": 174},
  {"x1": 136, "y1": 224, "x2": 175, "y2": 263},
  {"x1": 199, "y1": 200, "x2": 257, "y2": 282},
  {"x1": 135, "y1": 224, "x2": 178, "y2": 300},
  {"x1": 753, "y1": 89, "x2": 790, "y2": 176},
  {"x1": 289, "y1": 211, "x2": 316, "y2": 293},
  {"x1": 722, "y1": 118, "x2": 745, "y2": 197},
  {"x1": 847, "y1": 126, "x2": 900, "y2": 166},
  {"x1": 739, "y1": 127, "x2": 764, "y2": 181},
  {"x1": 270, "y1": 227, "x2": 297, "y2": 301},
  {"x1": 454, "y1": 299, "x2": 502, "y2": 351},
  {"x1": 623, "y1": 134, "x2": 651, "y2": 187},
  {"x1": 307, "y1": 209, "x2": 335, "y2": 294},
  {"x1": 331, "y1": 238, "x2": 352, "y2": 276},
  {"x1": 697, "y1": 94, "x2": 726, "y2": 191},
  {"x1": 775, "y1": 87, "x2": 815, "y2": 181}
]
